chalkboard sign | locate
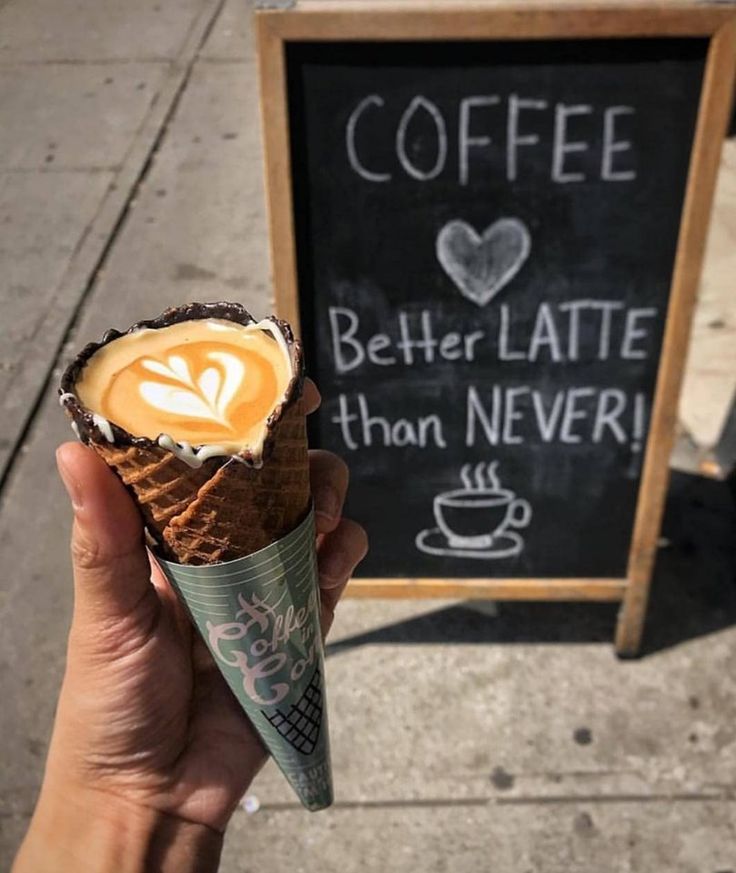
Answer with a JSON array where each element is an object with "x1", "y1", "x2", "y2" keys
[{"x1": 257, "y1": 4, "x2": 736, "y2": 654}]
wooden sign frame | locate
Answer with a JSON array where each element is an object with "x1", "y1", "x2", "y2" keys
[{"x1": 256, "y1": 1, "x2": 736, "y2": 655}]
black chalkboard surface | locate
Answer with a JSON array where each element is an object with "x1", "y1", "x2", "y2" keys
[{"x1": 285, "y1": 38, "x2": 706, "y2": 580}]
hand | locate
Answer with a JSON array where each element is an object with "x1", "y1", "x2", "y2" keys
[{"x1": 13, "y1": 381, "x2": 367, "y2": 873}]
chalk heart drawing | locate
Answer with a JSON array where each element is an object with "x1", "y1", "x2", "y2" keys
[{"x1": 436, "y1": 218, "x2": 531, "y2": 307}]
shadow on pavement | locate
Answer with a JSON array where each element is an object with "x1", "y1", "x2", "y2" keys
[
  {"x1": 327, "y1": 471, "x2": 736, "y2": 658},
  {"x1": 639, "y1": 469, "x2": 736, "y2": 656}
]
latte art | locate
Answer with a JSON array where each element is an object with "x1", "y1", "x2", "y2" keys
[
  {"x1": 75, "y1": 318, "x2": 292, "y2": 455},
  {"x1": 138, "y1": 351, "x2": 247, "y2": 429}
]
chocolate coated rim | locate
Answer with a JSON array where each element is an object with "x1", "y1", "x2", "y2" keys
[{"x1": 59, "y1": 301, "x2": 305, "y2": 465}]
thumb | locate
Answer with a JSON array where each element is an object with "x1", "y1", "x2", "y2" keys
[{"x1": 57, "y1": 442, "x2": 155, "y2": 628}]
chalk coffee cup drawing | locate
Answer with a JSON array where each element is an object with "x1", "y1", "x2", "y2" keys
[
  {"x1": 433, "y1": 487, "x2": 531, "y2": 549},
  {"x1": 415, "y1": 461, "x2": 533, "y2": 560}
]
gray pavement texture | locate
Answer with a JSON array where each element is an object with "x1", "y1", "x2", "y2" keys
[{"x1": 1, "y1": 1, "x2": 736, "y2": 870}]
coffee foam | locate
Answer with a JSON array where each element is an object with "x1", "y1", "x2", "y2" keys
[{"x1": 74, "y1": 318, "x2": 293, "y2": 464}]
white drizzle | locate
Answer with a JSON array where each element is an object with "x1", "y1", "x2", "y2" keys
[
  {"x1": 92, "y1": 413, "x2": 115, "y2": 443},
  {"x1": 61, "y1": 391, "x2": 114, "y2": 443},
  {"x1": 156, "y1": 434, "x2": 262, "y2": 469},
  {"x1": 61, "y1": 393, "x2": 82, "y2": 440},
  {"x1": 256, "y1": 317, "x2": 291, "y2": 366}
]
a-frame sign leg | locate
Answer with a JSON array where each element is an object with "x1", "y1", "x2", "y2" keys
[{"x1": 614, "y1": 572, "x2": 652, "y2": 657}]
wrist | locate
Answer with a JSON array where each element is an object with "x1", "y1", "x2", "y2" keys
[{"x1": 14, "y1": 779, "x2": 223, "y2": 873}]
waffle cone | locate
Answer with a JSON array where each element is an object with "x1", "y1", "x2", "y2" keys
[
  {"x1": 163, "y1": 401, "x2": 310, "y2": 564},
  {"x1": 83, "y1": 400, "x2": 308, "y2": 565},
  {"x1": 92, "y1": 442, "x2": 218, "y2": 547}
]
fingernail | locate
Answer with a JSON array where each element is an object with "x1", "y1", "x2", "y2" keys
[
  {"x1": 314, "y1": 485, "x2": 340, "y2": 522},
  {"x1": 56, "y1": 448, "x2": 83, "y2": 510}
]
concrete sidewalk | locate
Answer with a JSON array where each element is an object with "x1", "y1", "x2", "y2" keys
[{"x1": 1, "y1": 1, "x2": 736, "y2": 870}]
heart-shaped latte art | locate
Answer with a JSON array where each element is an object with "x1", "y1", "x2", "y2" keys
[
  {"x1": 139, "y1": 351, "x2": 246, "y2": 430},
  {"x1": 436, "y1": 217, "x2": 531, "y2": 307}
]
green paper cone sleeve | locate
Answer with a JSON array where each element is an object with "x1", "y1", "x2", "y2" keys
[{"x1": 155, "y1": 508, "x2": 333, "y2": 811}]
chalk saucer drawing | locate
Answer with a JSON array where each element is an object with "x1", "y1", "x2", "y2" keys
[
  {"x1": 415, "y1": 461, "x2": 532, "y2": 560},
  {"x1": 416, "y1": 528, "x2": 524, "y2": 560},
  {"x1": 436, "y1": 218, "x2": 531, "y2": 307}
]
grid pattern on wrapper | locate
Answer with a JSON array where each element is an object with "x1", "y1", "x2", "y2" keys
[{"x1": 156, "y1": 509, "x2": 332, "y2": 811}]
